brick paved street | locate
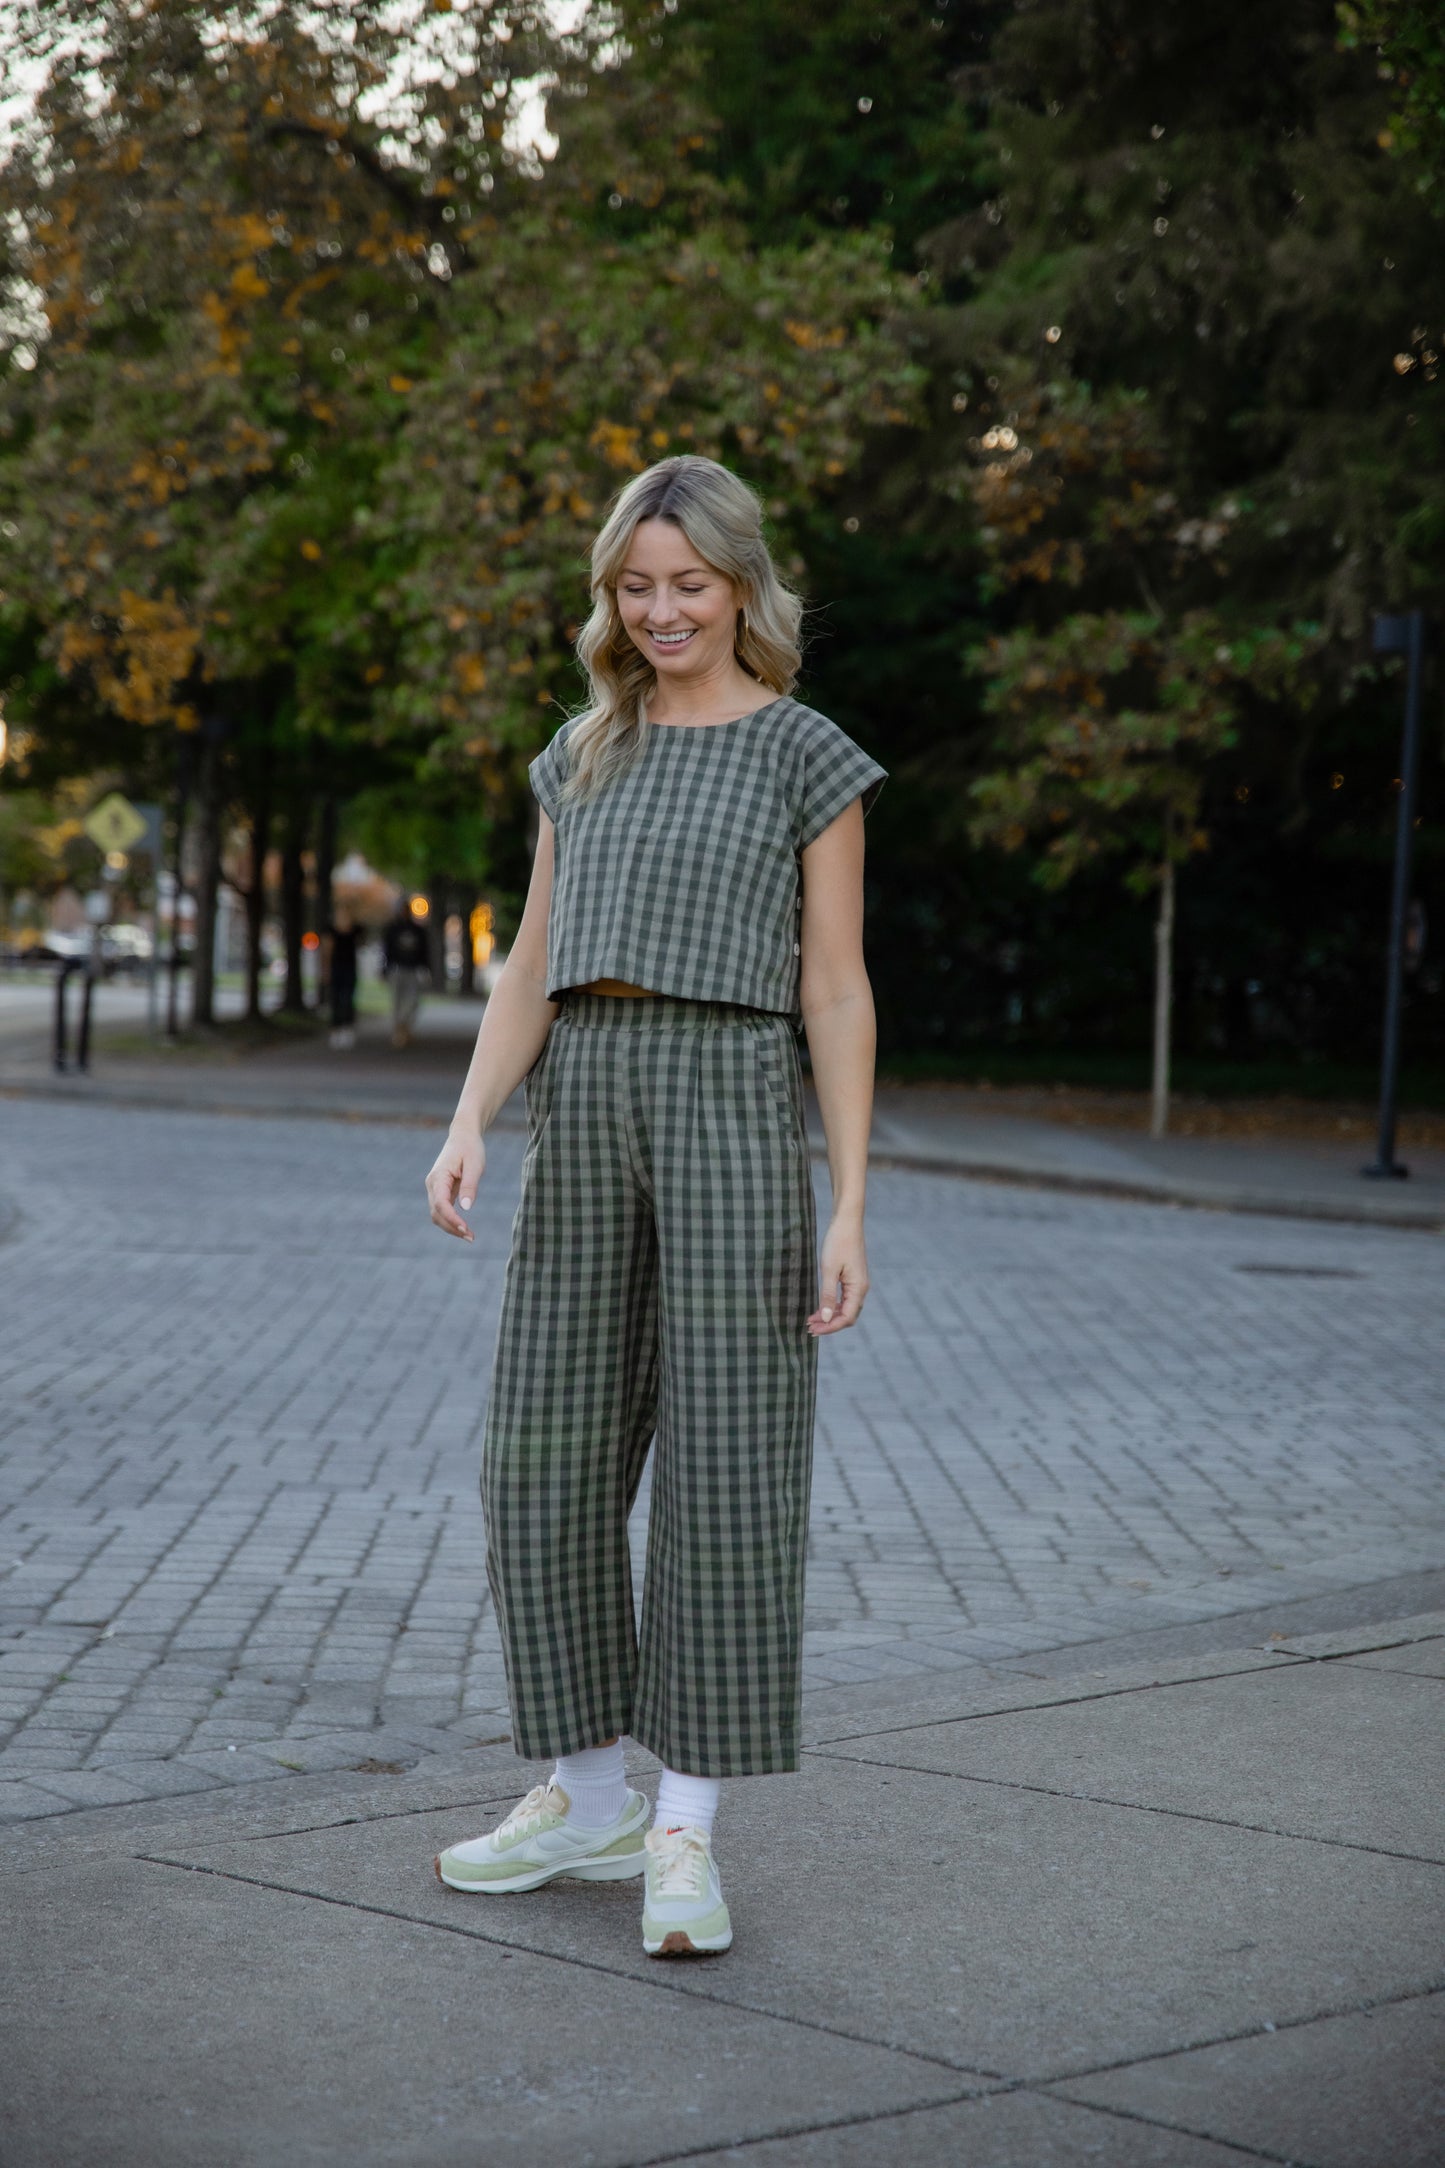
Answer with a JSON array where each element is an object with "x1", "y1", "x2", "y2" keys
[{"x1": 0, "y1": 1097, "x2": 1440, "y2": 1822}]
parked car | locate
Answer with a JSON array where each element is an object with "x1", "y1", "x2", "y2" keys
[
  {"x1": 24, "y1": 924, "x2": 155, "y2": 977},
  {"x1": 101, "y1": 924, "x2": 154, "y2": 976},
  {"x1": 28, "y1": 929, "x2": 90, "y2": 964}
]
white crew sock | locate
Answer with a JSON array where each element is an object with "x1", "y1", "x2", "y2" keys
[
  {"x1": 552, "y1": 1740, "x2": 629, "y2": 1828},
  {"x1": 653, "y1": 1768, "x2": 721, "y2": 1839}
]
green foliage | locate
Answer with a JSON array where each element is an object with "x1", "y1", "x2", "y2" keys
[
  {"x1": 941, "y1": 0, "x2": 1444, "y2": 1062},
  {"x1": 378, "y1": 217, "x2": 919, "y2": 792},
  {"x1": 622, "y1": 0, "x2": 1002, "y2": 258},
  {"x1": 0, "y1": 0, "x2": 918, "y2": 907},
  {"x1": 1, "y1": 0, "x2": 1441, "y2": 1074},
  {"x1": 969, "y1": 610, "x2": 1239, "y2": 890},
  {"x1": 344, "y1": 782, "x2": 496, "y2": 898},
  {"x1": 1339, "y1": 0, "x2": 1445, "y2": 204}
]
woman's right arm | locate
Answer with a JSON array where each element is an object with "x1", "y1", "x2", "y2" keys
[{"x1": 424, "y1": 814, "x2": 560, "y2": 1242}]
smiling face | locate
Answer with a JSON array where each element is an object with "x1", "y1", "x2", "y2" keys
[{"x1": 615, "y1": 517, "x2": 742, "y2": 686}]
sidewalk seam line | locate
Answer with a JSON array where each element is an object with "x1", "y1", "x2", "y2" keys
[
  {"x1": 592, "y1": 2085, "x2": 1001, "y2": 2168},
  {"x1": 803, "y1": 1748, "x2": 1445, "y2": 1867},
  {"x1": 1037, "y1": 1970, "x2": 1445, "y2": 2089},
  {"x1": 239, "y1": 1780, "x2": 559, "y2": 1844},
  {"x1": 802, "y1": 1654, "x2": 1312, "y2": 1744},
  {"x1": 132, "y1": 1853, "x2": 1002, "y2": 2080},
  {"x1": 1032, "y1": 2091, "x2": 1317, "y2": 2168}
]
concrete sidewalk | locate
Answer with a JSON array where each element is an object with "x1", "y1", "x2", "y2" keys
[
  {"x1": 2, "y1": 987, "x2": 1442, "y2": 1228},
  {"x1": 864, "y1": 1084, "x2": 1445, "y2": 1231},
  {"x1": 3, "y1": 1601, "x2": 1440, "y2": 2166}
]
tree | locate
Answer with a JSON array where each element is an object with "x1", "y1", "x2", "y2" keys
[
  {"x1": 970, "y1": 612, "x2": 1238, "y2": 1134},
  {"x1": 933, "y1": 0, "x2": 1445, "y2": 1077},
  {"x1": 375, "y1": 218, "x2": 921, "y2": 782},
  {"x1": 0, "y1": 0, "x2": 921, "y2": 1024}
]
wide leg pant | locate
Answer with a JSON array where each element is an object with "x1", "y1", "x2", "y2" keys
[{"x1": 480, "y1": 990, "x2": 819, "y2": 1778}]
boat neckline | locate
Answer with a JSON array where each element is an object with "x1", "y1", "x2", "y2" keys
[{"x1": 646, "y1": 697, "x2": 784, "y2": 733}]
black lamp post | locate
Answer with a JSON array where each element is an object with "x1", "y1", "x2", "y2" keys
[{"x1": 1363, "y1": 609, "x2": 1427, "y2": 1180}]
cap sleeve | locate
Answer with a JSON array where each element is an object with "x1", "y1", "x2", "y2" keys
[
  {"x1": 798, "y1": 715, "x2": 888, "y2": 849},
  {"x1": 528, "y1": 724, "x2": 571, "y2": 824}
]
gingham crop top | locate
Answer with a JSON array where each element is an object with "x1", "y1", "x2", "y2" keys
[{"x1": 528, "y1": 695, "x2": 888, "y2": 1022}]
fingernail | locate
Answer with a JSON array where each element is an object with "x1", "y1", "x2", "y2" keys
[
  {"x1": 821, "y1": 1307, "x2": 834, "y2": 1321},
  {"x1": 460, "y1": 1197, "x2": 472, "y2": 1209}
]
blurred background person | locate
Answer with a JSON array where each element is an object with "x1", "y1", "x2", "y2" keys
[
  {"x1": 382, "y1": 899, "x2": 432, "y2": 1049},
  {"x1": 324, "y1": 909, "x2": 360, "y2": 1050}
]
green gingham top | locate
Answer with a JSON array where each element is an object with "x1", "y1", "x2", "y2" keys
[{"x1": 528, "y1": 695, "x2": 887, "y2": 1021}]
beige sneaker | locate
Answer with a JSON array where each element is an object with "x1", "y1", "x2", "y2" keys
[
  {"x1": 641, "y1": 1822, "x2": 733, "y2": 1957},
  {"x1": 434, "y1": 1782, "x2": 648, "y2": 1894}
]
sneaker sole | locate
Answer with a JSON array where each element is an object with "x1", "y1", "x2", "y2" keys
[
  {"x1": 643, "y1": 1927, "x2": 734, "y2": 1959},
  {"x1": 434, "y1": 1849, "x2": 645, "y2": 1895}
]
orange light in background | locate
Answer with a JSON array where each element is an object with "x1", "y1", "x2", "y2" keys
[
  {"x1": 471, "y1": 901, "x2": 494, "y2": 968},
  {"x1": 302, "y1": 931, "x2": 320, "y2": 951},
  {"x1": 409, "y1": 893, "x2": 430, "y2": 919}
]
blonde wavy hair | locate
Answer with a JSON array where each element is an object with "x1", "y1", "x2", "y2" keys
[{"x1": 557, "y1": 455, "x2": 803, "y2": 806}]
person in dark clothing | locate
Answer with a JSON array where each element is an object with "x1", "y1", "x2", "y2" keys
[
  {"x1": 382, "y1": 901, "x2": 432, "y2": 1047},
  {"x1": 325, "y1": 911, "x2": 360, "y2": 1048}
]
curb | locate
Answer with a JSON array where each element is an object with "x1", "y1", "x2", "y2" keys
[
  {"x1": 0, "y1": 1080, "x2": 494, "y2": 1134},
  {"x1": 860, "y1": 1146, "x2": 1445, "y2": 1233},
  {"x1": 3, "y1": 1078, "x2": 1441, "y2": 1233}
]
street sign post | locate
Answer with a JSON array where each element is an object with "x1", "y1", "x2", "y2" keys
[
  {"x1": 134, "y1": 801, "x2": 163, "y2": 1035},
  {"x1": 83, "y1": 792, "x2": 148, "y2": 857}
]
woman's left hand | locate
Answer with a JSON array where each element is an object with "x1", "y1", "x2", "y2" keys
[{"x1": 808, "y1": 1212, "x2": 869, "y2": 1336}]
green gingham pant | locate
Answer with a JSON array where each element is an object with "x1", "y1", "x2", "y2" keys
[{"x1": 480, "y1": 990, "x2": 819, "y2": 1778}]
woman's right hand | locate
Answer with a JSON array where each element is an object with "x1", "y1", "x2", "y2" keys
[{"x1": 425, "y1": 1125, "x2": 486, "y2": 1242}]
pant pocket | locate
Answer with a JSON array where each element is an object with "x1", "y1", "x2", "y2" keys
[
  {"x1": 523, "y1": 1024, "x2": 562, "y2": 1140},
  {"x1": 754, "y1": 1033, "x2": 802, "y2": 1134}
]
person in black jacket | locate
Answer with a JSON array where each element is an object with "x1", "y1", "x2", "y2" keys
[
  {"x1": 382, "y1": 900, "x2": 431, "y2": 1047},
  {"x1": 324, "y1": 911, "x2": 360, "y2": 1049}
]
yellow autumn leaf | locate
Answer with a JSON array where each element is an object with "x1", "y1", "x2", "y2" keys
[
  {"x1": 589, "y1": 421, "x2": 644, "y2": 472},
  {"x1": 230, "y1": 213, "x2": 274, "y2": 256}
]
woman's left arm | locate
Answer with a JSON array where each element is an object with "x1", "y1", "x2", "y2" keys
[{"x1": 798, "y1": 797, "x2": 876, "y2": 1336}]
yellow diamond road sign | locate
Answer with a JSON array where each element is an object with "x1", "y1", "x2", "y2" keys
[{"x1": 84, "y1": 793, "x2": 148, "y2": 855}]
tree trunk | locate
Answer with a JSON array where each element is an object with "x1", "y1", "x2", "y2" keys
[
  {"x1": 279, "y1": 803, "x2": 308, "y2": 1015},
  {"x1": 1150, "y1": 857, "x2": 1175, "y2": 1141},
  {"x1": 427, "y1": 880, "x2": 448, "y2": 991},
  {"x1": 315, "y1": 796, "x2": 338, "y2": 1007},
  {"x1": 243, "y1": 765, "x2": 272, "y2": 1024},
  {"x1": 457, "y1": 890, "x2": 481, "y2": 997},
  {"x1": 190, "y1": 730, "x2": 223, "y2": 1028}
]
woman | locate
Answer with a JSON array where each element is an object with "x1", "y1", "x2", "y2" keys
[
  {"x1": 324, "y1": 909, "x2": 360, "y2": 1051},
  {"x1": 425, "y1": 455, "x2": 886, "y2": 1959}
]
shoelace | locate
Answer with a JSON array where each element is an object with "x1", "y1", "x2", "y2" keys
[
  {"x1": 495, "y1": 1781, "x2": 565, "y2": 1839},
  {"x1": 646, "y1": 1824, "x2": 710, "y2": 1897}
]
